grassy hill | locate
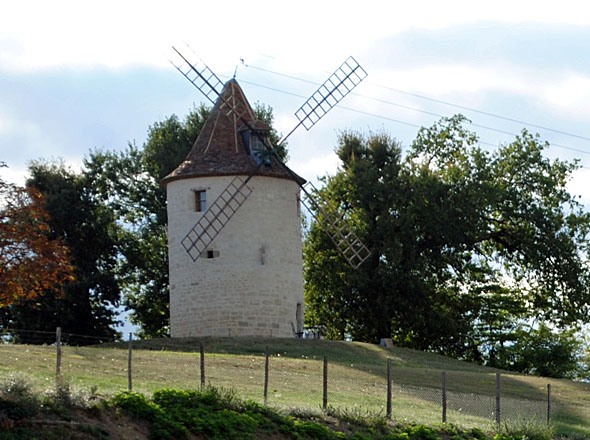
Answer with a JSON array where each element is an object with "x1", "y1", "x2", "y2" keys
[{"x1": 1, "y1": 336, "x2": 590, "y2": 437}]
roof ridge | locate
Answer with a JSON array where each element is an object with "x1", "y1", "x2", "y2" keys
[{"x1": 162, "y1": 79, "x2": 305, "y2": 186}]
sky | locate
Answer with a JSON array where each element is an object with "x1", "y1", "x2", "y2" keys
[{"x1": 2, "y1": 1, "x2": 590, "y2": 200}]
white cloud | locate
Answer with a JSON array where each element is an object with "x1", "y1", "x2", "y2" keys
[
  {"x1": 289, "y1": 146, "x2": 340, "y2": 185},
  {"x1": 2, "y1": 1, "x2": 589, "y2": 72},
  {"x1": 568, "y1": 167, "x2": 590, "y2": 208},
  {"x1": 0, "y1": 112, "x2": 46, "y2": 154},
  {"x1": 543, "y1": 74, "x2": 590, "y2": 120},
  {"x1": 0, "y1": 164, "x2": 27, "y2": 186},
  {"x1": 2, "y1": 0, "x2": 590, "y2": 187}
]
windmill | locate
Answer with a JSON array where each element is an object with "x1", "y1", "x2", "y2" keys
[{"x1": 163, "y1": 46, "x2": 370, "y2": 338}]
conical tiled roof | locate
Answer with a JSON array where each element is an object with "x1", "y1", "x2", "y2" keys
[{"x1": 162, "y1": 79, "x2": 305, "y2": 186}]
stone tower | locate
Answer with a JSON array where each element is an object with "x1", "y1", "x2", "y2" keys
[{"x1": 162, "y1": 79, "x2": 305, "y2": 338}]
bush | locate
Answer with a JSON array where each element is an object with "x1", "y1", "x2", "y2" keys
[
  {"x1": 0, "y1": 374, "x2": 39, "y2": 421},
  {"x1": 112, "y1": 391, "x2": 187, "y2": 440},
  {"x1": 292, "y1": 419, "x2": 345, "y2": 440},
  {"x1": 152, "y1": 388, "x2": 261, "y2": 440},
  {"x1": 494, "y1": 417, "x2": 554, "y2": 440},
  {"x1": 112, "y1": 387, "x2": 508, "y2": 440}
]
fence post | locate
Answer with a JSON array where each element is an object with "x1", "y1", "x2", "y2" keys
[
  {"x1": 547, "y1": 383, "x2": 551, "y2": 424},
  {"x1": 55, "y1": 327, "x2": 62, "y2": 379},
  {"x1": 442, "y1": 371, "x2": 447, "y2": 423},
  {"x1": 264, "y1": 346, "x2": 270, "y2": 405},
  {"x1": 495, "y1": 372, "x2": 501, "y2": 425},
  {"x1": 386, "y1": 358, "x2": 392, "y2": 419},
  {"x1": 127, "y1": 332, "x2": 133, "y2": 391},
  {"x1": 200, "y1": 341, "x2": 205, "y2": 390},
  {"x1": 323, "y1": 356, "x2": 328, "y2": 410}
]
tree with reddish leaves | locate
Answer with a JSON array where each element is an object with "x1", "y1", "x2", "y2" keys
[
  {"x1": 0, "y1": 165, "x2": 74, "y2": 307},
  {"x1": 3, "y1": 160, "x2": 123, "y2": 344}
]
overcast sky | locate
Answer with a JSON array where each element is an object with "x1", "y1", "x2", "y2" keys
[{"x1": 2, "y1": 0, "x2": 590, "y2": 202}]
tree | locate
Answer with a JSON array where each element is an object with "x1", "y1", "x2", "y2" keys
[
  {"x1": 85, "y1": 103, "x2": 283, "y2": 337},
  {"x1": 0, "y1": 164, "x2": 74, "y2": 308},
  {"x1": 1, "y1": 161, "x2": 121, "y2": 343},
  {"x1": 490, "y1": 323, "x2": 584, "y2": 379},
  {"x1": 304, "y1": 115, "x2": 590, "y2": 366},
  {"x1": 84, "y1": 106, "x2": 210, "y2": 338}
]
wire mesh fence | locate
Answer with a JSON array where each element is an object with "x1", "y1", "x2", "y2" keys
[
  {"x1": 394, "y1": 383, "x2": 552, "y2": 427},
  {"x1": 0, "y1": 328, "x2": 555, "y2": 430},
  {"x1": 0, "y1": 327, "x2": 113, "y2": 345}
]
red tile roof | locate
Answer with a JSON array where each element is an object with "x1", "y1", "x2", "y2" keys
[{"x1": 162, "y1": 79, "x2": 304, "y2": 186}]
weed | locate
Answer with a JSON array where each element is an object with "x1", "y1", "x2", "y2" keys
[
  {"x1": 43, "y1": 376, "x2": 99, "y2": 411},
  {"x1": 493, "y1": 416, "x2": 554, "y2": 440},
  {"x1": 152, "y1": 388, "x2": 261, "y2": 439},
  {"x1": 0, "y1": 374, "x2": 39, "y2": 421},
  {"x1": 292, "y1": 419, "x2": 346, "y2": 439},
  {"x1": 111, "y1": 390, "x2": 157, "y2": 419},
  {"x1": 326, "y1": 405, "x2": 388, "y2": 431},
  {"x1": 404, "y1": 423, "x2": 440, "y2": 440},
  {"x1": 437, "y1": 423, "x2": 489, "y2": 440},
  {"x1": 112, "y1": 390, "x2": 187, "y2": 439},
  {"x1": 0, "y1": 374, "x2": 36, "y2": 401}
]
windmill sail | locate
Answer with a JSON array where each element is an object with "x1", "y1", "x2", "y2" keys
[
  {"x1": 301, "y1": 182, "x2": 371, "y2": 269},
  {"x1": 170, "y1": 46, "x2": 249, "y2": 120},
  {"x1": 278, "y1": 56, "x2": 367, "y2": 146},
  {"x1": 181, "y1": 175, "x2": 253, "y2": 261},
  {"x1": 169, "y1": 46, "x2": 371, "y2": 267}
]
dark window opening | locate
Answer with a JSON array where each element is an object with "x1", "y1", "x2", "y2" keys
[
  {"x1": 241, "y1": 129, "x2": 271, "y2": 165},
  {"x1": 194, "y1": 190, "x2": 207, "y2": 212},
  {"x1": 202, "y1": 249, "x2": 220, "y2": 259}
]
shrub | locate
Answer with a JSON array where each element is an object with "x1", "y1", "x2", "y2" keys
[
  {"x1": 152, "y1": 388, "x2": 261, "y2": 440},
  {"x1": 292, "y1": 419, "x2": 345, "y2": 440},
  {"x1": 112, "y1": 391, "x2": 187, "y2": 440},
  {"x1": 404, "y1": 424, "x2": 440, "y2": 440},
  {"x1": 494, "y1": 417, "x2": 554, "y2": 440},
  {"x1": 0, "y1": 374, "x2": 39, "y2": 421}
]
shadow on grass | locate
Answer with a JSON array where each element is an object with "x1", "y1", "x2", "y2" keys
[{"x1": 102, "y1": 336, "x2": 590, "y2": 435}]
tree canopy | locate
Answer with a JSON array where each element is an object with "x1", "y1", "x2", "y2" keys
[
  {"x1": 0, "y1": 164, "x2": 74, "y2": 308},
  {"x1": 84, "y1": 106, "x2": 210, "y2": 337},
  {"x1": 6, "y1": 99, "x2": 589, "y2": 376},
  {"x1": 1, "y1": 102, "x2": 286, "y2": 340},
  {"x1": 84, "y1": 102, "x2": 283, "y2": 337},
  {"x1": 304, "y1": 115, "x2": 590, "y2": 367},
  {"x1": 1, "y1": 160, "x2": 120, "y2": 343}
]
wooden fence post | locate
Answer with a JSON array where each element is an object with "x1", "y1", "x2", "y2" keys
[
  {"x1": 323, "y1": 356, "x2": 328, "y2": 410},
  {"x1": 495, "y1": 372, "x2": 501, "y2": 425},
  {"x1": 55, "y1": 327, "x2": 62, "y2": 379},
  {"x1": 386, "y1": 359, "x2": 392, "y2": 419},
  {"x1": 442, "y1": 371, "x2": 447, "y2": 423},
  {"x1": 200, "y1": 341, "x2": 205, "y2": 390},
  {"x1": 547, "y1": 384, "x2": 551, "y2": 424},
  {"x1": 264, "y1": 346, "x2": 270, "y2": 405},
  {"x1": 127, "y1": 332, "x2": 133, "y2": 391}
]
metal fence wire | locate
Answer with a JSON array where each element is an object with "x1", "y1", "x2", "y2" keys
[
  {"x1": 395, "y1": 383, "x2": 550, "y2": 425},
  {"x1": 0, "y1": 328, "x2": 555, "y2": 429}
]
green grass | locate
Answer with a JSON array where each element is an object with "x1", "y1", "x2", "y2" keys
[{"x1": 1, "y1": 337, "x2": 589, "y2": 437}]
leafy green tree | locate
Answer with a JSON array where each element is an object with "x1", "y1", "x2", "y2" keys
[
  {"x1": 1, "y1": 160, "x2": 120, "y2": 343},
  {"x1": 305, "y1": 115, "x2": 590, "y2": 366},
  {"x1": 85, "y1": 106, "x2": 209, "y2": 337},
  {"x1": 85, "y1": 103, "x2": 283, "y2": 337},
  {"x1": 490, "y1": 323, "x2": 584, "y2": 378}
]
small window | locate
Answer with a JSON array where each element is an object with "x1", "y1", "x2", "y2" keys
[
  {"x1": 250, "y1": 133, "x2": 265, "y2": 154},
  {"x1": 194, "y1": 190, "x2": 206, "y2": 212},
  {"x1": 202, "y1": 249, "x2": 220, "y2": 259},
  {"x1": 241, "y1": 129, "x2": 270, "y2": 165}
]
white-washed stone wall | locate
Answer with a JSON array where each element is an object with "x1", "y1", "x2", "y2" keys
[{"x1": 167, "y1": 175, "x2": 305, "y2": 337}]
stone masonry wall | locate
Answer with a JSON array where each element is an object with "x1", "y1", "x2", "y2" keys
[{"x1": 167, "y1": 174, "x2": 305, "y2": 338}]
